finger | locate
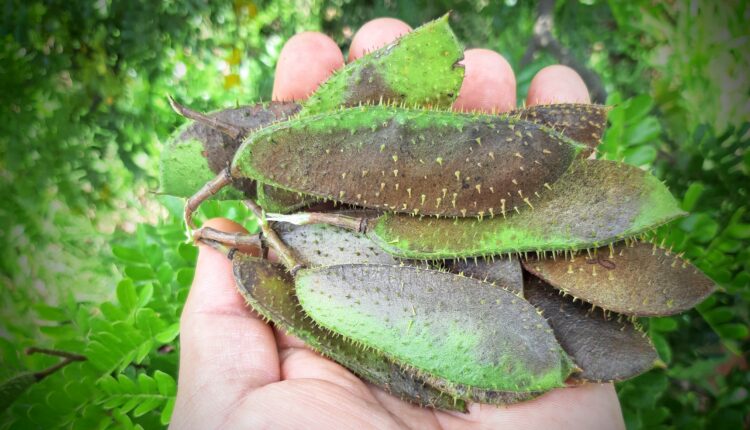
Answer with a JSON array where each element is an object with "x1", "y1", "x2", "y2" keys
[
  {"x1": 453, "y1": 48, "x2": 516, "y2": 113},
  {"x1": 172, "y1": 218, "x2": 281, "y2": 429},
  {"x1": 225, "y1": 379, "x2": 402, "y2": 429},
  {"x1": 277, "y1": 347, "x2": 377, "y2": 402},
  {"x1": 348, "y1": 18, "x2": 412, "y2": 61},
  {"x1": 526, "y1": 65, "x2": 591, "y2": 106},
  {"x1": 436, "y1": 383, "x2": 624, "y2": 430},
  {"x1": 272, "y1": 32, "x2": 344, "y2": 101},
  {"x1": 274, "y1": 326, "x2": 307, "y2": 349}
]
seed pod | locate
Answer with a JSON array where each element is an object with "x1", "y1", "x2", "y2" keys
[
  {"x1": 524, "y1": 276, "x2": 659, "y2": 382},
  {"x1": 257, "y1": 183, "x2": 312, "y2": 213},
  {"x1": 301, "y1": 14, "x2": 464, "y2": 116},
  {"x1": 160, "y1": 102, "x2": 300, "y2": 198},
  {"x1": 514, "y1": 104, "x2": 610, "y2": 158},
  {"x1": 445, "y1": 257, "x2": 524, "y2": 296},
  {"x1": 522, "y1": 241, "x2": 715, "y2": 316},
  {"x1": 233, "y1": 106, "x2": 585, "y2": 217},
  {"x1": 366, "y1": 159, "x2": 686, "y2": 259},
  {"x1": 275, "y1": 223, "x2": 400, "y2": 267},
  {"x1": 295, "y1": 264, "x2": 575, "y2": 394},
  {"x1": 232, "y1": 254, "x2": 466, "y2": 411}
]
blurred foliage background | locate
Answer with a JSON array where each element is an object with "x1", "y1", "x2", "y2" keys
[{"x1": 0, "y1": 0, "x2": 747, "y2": 428}]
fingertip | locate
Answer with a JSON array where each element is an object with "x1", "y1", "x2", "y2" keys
[
  {"x1": 272, "y1": 32, "x2": 344, "y2": 101},
  {"x1": 526, "y1": 65, "x2": 591, "y2": 106},
  {"x1": 452, "y1": 48, "x2": 516, "y2": 114},
  {"x1": 348, "y1": 18, "x2": 412, "y2": 61},
  {"x1": 188, "y1": 218, "x2": 255, "y2": 316}
]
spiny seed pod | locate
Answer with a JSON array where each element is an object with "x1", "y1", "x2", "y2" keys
[
  {"x1": 257, "y1": 183, "x2": 311, "y2": 214},
  {"x1": 255, "y1": 103, "x2": 610, "y2": 215},
  {"x1": 301, "y1": 14, "x2": 464, "y2": 116},
  {"x1": 445, "y1": 257, "x2": 524, "y2": 296},
  {"x1": 515, "y1": 104, "x2": 610, "y2": 158},
  {"x1": 160, "y1": 102, "x2": 300, "y2": 198},
  {"x1": 522, "y1": 241, "x2": 716, "y2": 316},
  {"x1": 295, "y1": 264, "x2": 575, "y2": 394},
  {"x1": 213, "y1": 15, "x2": 464, "y2": 210},
  {"x1": 232, "y1": 254, "x2": 466, "y2": 411},
  {"x1": 233, "y1": 105, "x2": 585, "y2": 217},
  {"x1": 523, "y1": 276, "x2": 660, "y2": 382},
  {"x1": 365, "y1": 159, "x2": 686, "y2": 259},
  {"x1": 274, "y1": 223, "x2": 400, "y2": 267}
]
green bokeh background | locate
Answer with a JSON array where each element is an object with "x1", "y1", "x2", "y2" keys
[{"x1": 1, "y1": 1, "x2": 748, "y2": 428}]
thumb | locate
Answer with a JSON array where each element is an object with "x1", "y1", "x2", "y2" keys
[{"x1": 172, "y1": 218, "x2": 280, "y2": 429}]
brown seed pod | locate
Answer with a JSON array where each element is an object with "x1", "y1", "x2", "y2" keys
[
  {"x1": 234, "y1": 106, "x2": 584, "y2": 217},
  {"x1": 161, "y1": 101, "x2": 301, "y2": 198},
  {"x1": 514, "y1": 104, "x2": 610, "y2": 158},
  {"x1": 274, "y1": 223, "x2": 401, "y2": 267},
  {"x1": 523, "y1": 275, "x2": 659, "y2": 382},
  {"x1": 522, "y1": 241, "x2": 716, "y2": 316},
  {"x1": 445, "y1": 257, "x2": 524, "y2": 296}
]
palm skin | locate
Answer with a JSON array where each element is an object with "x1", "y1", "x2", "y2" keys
[{"x1": 170, "y1": 18, "x2": 626, "y2": 430}]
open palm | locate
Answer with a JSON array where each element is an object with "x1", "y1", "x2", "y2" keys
[{"x1": 171, "y1": 18, "x2": 625, "y2": 429}]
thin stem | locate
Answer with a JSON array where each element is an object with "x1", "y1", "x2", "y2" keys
[
  {"x1": 266, "y1": 211, "x2": 368, "y2": 233},
  {"x1": 185, "y1": 168, "x2": 232, "y2": 229},
  {"x1": 193, "y1": 227, "x2": 261, "y2": 253},
  {"x1": 26, "y1": 347, "x2": 87, "y2": 361},
  {"x1": 33, "y1": 357, "x2": 86, "y2": 381},
  {"x1": 243, "y1": 200, "x2": 305, "y2": 275},
  {"x1": 167, "y1": 96, "x2": 244, "y2": 139},
  {"x1": 195, "y1": 238, "x2": 235, "y2": 258}
]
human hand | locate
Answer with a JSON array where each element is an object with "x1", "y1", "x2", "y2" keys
[{"x1": 171, "y1": 18, "x2": 625, "y2": 429}]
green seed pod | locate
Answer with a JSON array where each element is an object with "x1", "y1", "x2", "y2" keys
[
  {"x1": 522, "y1": 241, "x2": 715, "y2": 316},
  {"x1": 295, "y1": 264, "x2": 575, "y2": 394},
  {"x1": 233, "y1": 105, "x2": 585, "y2": 217},
  {"x1": 366, "y1": 159, "x2": 686, "y2": 259},
  {"x1": 301, "y1": 14, "x2": 464, "y2": 116},
  {"x1": 524, "y1": 276, "x2": 659, "y2": 382},
  {"x1": 232, "y1": 254, "x2": 466, "y2": 411},
  {"x1": 160, "y1": 102, "x2": 300, "y2": 198},
  {"x1": 0, "y1": 372, "x2": 37, "y2": 413}
]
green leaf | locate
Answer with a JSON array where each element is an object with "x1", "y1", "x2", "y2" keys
[
  {"x1": 680, "y1": 213, "x2": 720, "y2": 243},
  {"x1": 715, "y1": 323, "x2": 749, "y2": 340},
  {"x1": 112, "y1": 245, "x2": 144, "y2": 263},
  {"x1": 176, "y1": 268, "x2": 195, "y2": 287},
  {"x1": 178, "y1": 243, "x2": 198, "y2": 264},
  {"x1": 624, "y1": 94, "x2": 654, "y2": 120},
  {"x1": 703, "y1": 307, "x2": 735, "y2": 325},
  {"x1": 649, "y1": 317, "x2": 679, "y2": 332},
  {"x1": 623, "y1": 145, "x2": 657, "y2": 166},
  {"x1": 133, "y1": 397, "x2": 162, "y2": 417},
  {"x1": 650, "y1": 332, "x2": 672, "y2": 364},
  {"x1": 681, "y1": 182, "x2": 705, "y2": 212},
  {"x1": 154, "y1": 371, "x2": 176, "y2": 396},
  {"x1": 33, "y1": 304, "x2": 69, "y2": 321},
  {"x1": 117, "y1": 279, "x2": 138, "y2": 312},
  {"x1": 155, "y1": 323, "x2": 180, "y2": 343},
  {"x1": 138, "y1": 283, "x2": 154, "y2": 307},
  {"x1": 124, "y1": 265, "x2": 156, "y2": 281},
  {"x1": 161, "y1": 398, "x2": 176, "y2": 425}
]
